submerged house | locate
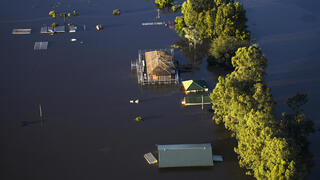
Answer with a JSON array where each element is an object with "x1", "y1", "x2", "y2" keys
[
  {"x1": 157, "y1": 144, "x2": 214, "y2": 168},
  {"x1": 145, "y1": 50, "x2": 175, "y2": 81},
  {"x1": 182, "y1": 80, "x2": 209, "y2": 94},
  {"x1": 40, "y1": 26, "x2": 66, "y2": 34},
  {"x1": 131, "y1": 49, "x2": 179, "y2": 85},
  {"x1": 181, "y1": 94, "x2": 211, "y2": 106}
]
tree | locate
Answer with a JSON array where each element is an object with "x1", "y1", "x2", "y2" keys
[
  {"x1": 183, "y1": 27, "x2": 202, "y2": 48},
  {"x1": 73, "y1": 10, "x2": 79, "y2": 16},
  {"x1": 174, "y1": 16, "x2": 186, "y2": 36},
  {"x1": 155, "y1": 0, "x2": 174, "y2": 8},
  {"x1": 49, "y1": 10, "x2": 56, "y2": 19},
  {"x1": 208, "y1": 35, "x2": 249, "y2": 67},
  {"x1": 195, "y1": 8, "x2": 216, "y2": 39},
  {"x1": 214, "y1": 2, "x2": 249, "y2": 40},
  {"x1": 210, "y1": 45, "x2": 301, "y2": 179}
]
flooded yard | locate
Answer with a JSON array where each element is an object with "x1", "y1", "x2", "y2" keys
[{"x1": 0, "y1": 0, "x2": 319, "y2": 179}]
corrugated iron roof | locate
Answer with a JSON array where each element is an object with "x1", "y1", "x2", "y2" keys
[
  {"x1": 182, "y1": 80, "x2": 208, "y2": 92},
  {"x1": 158, "y1": 143, "x2": 213, "y2": 168}
]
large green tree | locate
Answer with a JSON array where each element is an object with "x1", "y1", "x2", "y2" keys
[
  {"x1": 208, "y1": 35, "x2": 249, "y2": 67},
  {"x1": 210, "y1": 45, "x2": 303, "y2": 179}
]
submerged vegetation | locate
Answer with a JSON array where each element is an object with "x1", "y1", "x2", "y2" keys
[
  {"x1": 155, "y1": 0, "x2": 174, "y2": 8},
  {"x1": 171, "y1": 4, "x2": 182, "y2": 12},
  {"x1": 173, "y1": 0, "x2": 314, "y2": 179},
  {"x1": 135, "y1": 116, "x2": 144, "y2": 122},
  {"x1": 174, "y1": 0, "x2": 249, "y2": 68},
  {"x1": 113, "y1": 9, "x2": 121, "y2": 16}
]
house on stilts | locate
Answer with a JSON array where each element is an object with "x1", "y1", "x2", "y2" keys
[{"x1": 131, "y1": 49, "x2": 179, "y2": 85}]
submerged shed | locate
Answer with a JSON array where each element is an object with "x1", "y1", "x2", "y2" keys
[
  {"x1": 34, "y1": 42, "x2": 48, "y2": 50},
  {"x1": 157, "y1": 143, "x2": 213, "y2": 168},
  {"x1": 12, "y1": 29, "x2": 31, "y2": 34},
  {"x1": 54, "y1": 26, "x2": 65, "y2": 33},
  {"x1": 145, "y1": 50, "x2": 175, "y2": 81},
  {"x1": 182, "y1": 80, "x2": 209, "y2": 94},
  {"x1": 40, "y1": 26, "x2": 65, "y2": 34},
  {"x1": 181, "y1": 94, "x2": 211, "y2": 106}
]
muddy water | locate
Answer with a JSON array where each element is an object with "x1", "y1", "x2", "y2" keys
[
  {"x1": 242, "y1": 0, "x2": 320, "y2": 179},
  {"x1": 0, "y1": 0, "x2": 318, "y2": 179},
  {"x1": 0, "y1": 0, "x2": 252, "y2": 179}
]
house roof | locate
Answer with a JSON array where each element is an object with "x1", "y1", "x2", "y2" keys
[
  {"x1": 158, "y1": 143, "x2": 213, "y2": 168},
  {"x1": 182, "y1": 80, "x2": 208, "y2": 92},
  {"x1": 145, "y1": 50, "x2": 174, "y2": 76},
  {"x1": 185, "y1": 94, "x2": 211, "y2": 104}
]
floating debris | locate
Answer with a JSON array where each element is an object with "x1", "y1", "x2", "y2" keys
[
  {"x1": 144, "y1": 152, "x2": 158, "y2": 165},
  {"x1": 34, "y1": 42, "x2": 48, "y2": 50},
  {"x1": 96, "y1": 24, "x2": 103, "y2": 31},
  {"x1": 130, "y1": 99, "x2": 139, "y2": 104},
  {"x1": 68, "y1": 25, "x2": 77, "y2": 33},
  {"x1": 12, "y1": 29, "x2": 31, "y2": 35},
  {"x1": 135, "y1": 116, "x2": 143, "y2": 122},
  {"x1": 112, "y1": 9, "x2": 121, "y2": 16},
  {"x1": 70, "y1": 38, "x2": 77, "y2": 42}
]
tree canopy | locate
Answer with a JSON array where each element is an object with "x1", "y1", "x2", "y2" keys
[
  {"x1": 155, "y1": 0, "x2": 174, "y2": 8},
  {"x1": 210, "y1": 45, "x2": 313, "y2": 179},
  {"x1": 174, "y1": 0, "x2": 249, "y2": 67}
]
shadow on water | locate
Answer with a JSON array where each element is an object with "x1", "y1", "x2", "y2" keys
[
  {"x1": 158, "y1": 166, "x2": 214, "y2": 173},
  {"x1": 102, "y1": 24, "x2": 127, "y2": 29},
  {"x1": 122, "y1": 8, "x2": 153, "y2": 14},
  {"x1": 21, "y1": 119, "x2": 45, "y2": 127},
  {"x1": 143, "y1": 115, "x2": 164, "y2": 121},
  {"x1": 174, "y1": 38, "x2": 211, "y2": 67}
]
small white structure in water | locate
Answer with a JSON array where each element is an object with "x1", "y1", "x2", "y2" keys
[
  {"x1": 12, "y1": 29, "x2": 31, "y2": 34},
  {"x1": 34, "y1": 42, "x2": 48, "y2": 50},
  {"x1": 144, "y1": 152, "x2": 158, "y2": 165},
  {"x1": 96, "y1": 24, "x2": 103, "y2": 31},
  {"x1": 40, "y1": 26, "x2": 65, "y2": 34}
]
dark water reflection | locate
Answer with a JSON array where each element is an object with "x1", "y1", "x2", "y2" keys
[
  {"x1": 2, "y1": 0, "x2": 318, "y2": 179},
  {"x1": 0, "y1": 0, "x2": 253, "y2": 180},
  {"x1": 240, "y1": 0, "x2": 320, "y2": 179}
]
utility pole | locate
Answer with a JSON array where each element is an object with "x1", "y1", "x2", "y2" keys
[
  {"x1": 39, "y1": 104, "x2": 43, "y2": 126},
  {"x1": 156, "y1": 8, "x2": 160, "y2": 20},
  {"x1": 201, "y1": 95, "x2": 204, "y2": 110}
]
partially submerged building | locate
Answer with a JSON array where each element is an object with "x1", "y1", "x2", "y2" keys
[
  {"x1": 68, "y1": 25, "x2": 77, "y2": 33},
  {"x1": 157, "y1": 144, "x2": 214, "y2": 168},
  {"x1": 40, "y1": 26, "x2": 66, "y2": 34},
  {"x1": 181, "y1": 94, "x2": 211, "y2": 106},
  {"x1": 182, "y1": 80, "x2": 209, "y2": 94},
  {"x1": 12, "y1": 29, "x2": 31, "y2": 34},
  {"x1": 131, "y1": 49, "x2": 179, "y2": 85}
]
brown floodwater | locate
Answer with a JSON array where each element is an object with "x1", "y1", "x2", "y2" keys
[{"x1": 0, "y1": 0, "x2": 319, "y2": 179}]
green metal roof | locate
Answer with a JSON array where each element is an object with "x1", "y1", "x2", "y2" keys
[
  {"x1": 182, "y1": 80, "x2": 208, "y2": 92},
  {"x1": 185, "y1": 94, "x2": 211, "y2": 104},
  {"x1": 158, "y1": 144, "x2": 214, "y2": 168}
]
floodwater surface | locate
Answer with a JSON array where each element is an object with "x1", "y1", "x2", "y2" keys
[{"x1": 0, "y1": 0, "x2": 319, "y2": 179}]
